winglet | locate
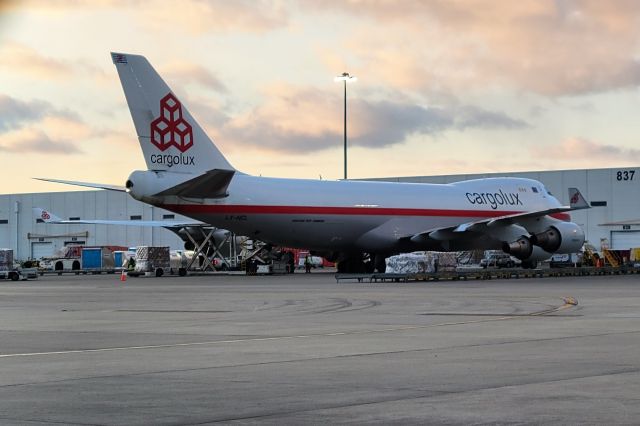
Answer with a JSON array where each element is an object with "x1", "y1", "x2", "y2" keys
[
  {"x1": 33, "y1": 208, "x2": 63, "y2": 223},
  {"x1": 568, "y1": 188, "x2": 589, "y2": 210}
]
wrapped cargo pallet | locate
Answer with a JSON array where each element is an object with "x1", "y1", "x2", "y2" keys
[
  {"x1": 430, "y1": 252, "x2": 458, "y2": 272},
  {"x1": 386, "y1": 251, "x2": 460, "y2": 274},
  {"x1": 134, "y1": 246, "x2": 170, "y2": 276},
  {"x1": 385, "y1": 252, "x2": 431, "y2": 274}
]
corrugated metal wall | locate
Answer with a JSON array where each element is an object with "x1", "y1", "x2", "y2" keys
[{"x1": 0, "y1": 190, "x2": 185, "y2": 260}]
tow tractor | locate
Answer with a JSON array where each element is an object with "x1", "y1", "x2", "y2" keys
[{"x1": 0, "y1": 249, "x2": 37, "y2": 281}]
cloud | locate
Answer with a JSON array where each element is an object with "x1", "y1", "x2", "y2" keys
[
  {"x1": 0, "y1": 41, "x2": 74, "y2": 79},
  {"x1": 0, "y1": 93, "x2": 89, "y2": 155},
  {"x1": 0, "y1": 94, "x2": 80, "y2": 132},
  {"x1": 143, "y1": 0, "x2": 289, "y2": 35},
  {"x1": 309, "y1": 1, "x2": 640, "y2": 96},
  {"x1": 162, "y1": 63, "x2": 227, "y2": 93},
  {"x1": 0, "y1": 128, "x2": 82, "y2": 154},
  {"x1": 220, "y1": 85, "x2": 525, "y2": 153},
  {"x1": 16, "y1": 0, "x2": 289, "y2": 34},
  {"x1": 531, "y1": 137, "x2": 640, "y2": 165}
]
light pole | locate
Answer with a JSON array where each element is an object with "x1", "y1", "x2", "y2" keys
[{"x1": 334, "y1": 72, "x2": 356, "y2": 180}]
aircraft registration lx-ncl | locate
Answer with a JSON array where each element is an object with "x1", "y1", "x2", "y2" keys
[{"x1": 38, "y1": 52, "x2": 589, "y2": 273}]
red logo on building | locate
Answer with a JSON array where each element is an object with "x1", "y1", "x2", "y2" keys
[
  {"x1": 41, "y1": 211, "x2": 50, "y2": 220},
  {"x1": 150, "y1": 93, "x2": 193, "y2": 152}
]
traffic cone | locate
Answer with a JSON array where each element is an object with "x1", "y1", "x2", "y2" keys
[{"x1": 120, "y1": 270, "x2": 127, "y2": 282}]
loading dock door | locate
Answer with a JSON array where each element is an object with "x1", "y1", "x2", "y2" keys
[
  {"x1": 611, "y1": 231, "x2": 640, "y2": 250},
  {"x1": 31, "y1": 242, "x2": 54, "y2": 260}
]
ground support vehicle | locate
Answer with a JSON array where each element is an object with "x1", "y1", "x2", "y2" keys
[{"x1": 480, "y1": 253, "x2": 521, "y2": 269}]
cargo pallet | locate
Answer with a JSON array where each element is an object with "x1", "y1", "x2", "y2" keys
[
  {"x1": 39, "y1": 269, "x2": 120, "y2": 276},
  {"x1": 335, "y1": 266, "x2": 640, "y2": 283}
]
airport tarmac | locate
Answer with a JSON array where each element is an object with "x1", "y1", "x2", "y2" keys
[{"x1": 0, "y1": 272, "x2": 639, "y2": 425}]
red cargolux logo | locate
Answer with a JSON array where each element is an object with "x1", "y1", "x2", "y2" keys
[
  {"x1": 41, "y1": 211, "x2": 50, "y2": 220},
  {"x1": 150, "y1": 93, "x2": 193, "y2": 153},
  {"x1": 570, "y1": 193, "x2": 580, "y2": 204}
]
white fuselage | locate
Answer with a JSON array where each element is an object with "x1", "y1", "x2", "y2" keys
[{"x1": 140, "y1": 174, "x2": 566, "y2": 254}]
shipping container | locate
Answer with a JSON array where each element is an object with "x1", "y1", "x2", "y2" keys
[{"x1": 81, "y1": 247, "x2": 116, "y2": 271}]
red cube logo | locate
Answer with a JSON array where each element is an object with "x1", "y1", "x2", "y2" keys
[{"x1": 150, "y1": 93, "x2": 194, "y2": 152}]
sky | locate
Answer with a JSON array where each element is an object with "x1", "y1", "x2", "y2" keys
[{"x1": 1, "y1": 0, "x2": 640, "y2": 194}]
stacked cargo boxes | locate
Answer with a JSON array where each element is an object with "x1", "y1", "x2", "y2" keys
[
  {"x1": 134, "y1": 246, "x2": 170, "y2": 276},
  {"x1": 0, "y1": 249, "x2": 14, "y2": 271},
  {"x1": 0, "y1": 249, "x2": 21, "y2": 280}
]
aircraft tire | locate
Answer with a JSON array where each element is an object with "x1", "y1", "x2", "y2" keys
[{"x1": 374, "y1": 254, "x2": 387, "y2": 273}]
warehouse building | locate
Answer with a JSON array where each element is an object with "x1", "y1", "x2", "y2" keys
[
  {"x1": 1, "y1": 166, "x2": 639, "y2": 261},
  {"x1": 0, "y1": 190, "x2": 186, "y2": 261}
]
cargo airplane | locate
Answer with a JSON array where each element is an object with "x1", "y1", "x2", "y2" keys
[{"x1": 37, "y1": 52, "x2": 589, "y2": 272}]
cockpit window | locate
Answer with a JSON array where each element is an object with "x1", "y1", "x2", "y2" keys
[{"x1": 531, "y1": 187, "x2": 538, "y2": 193}]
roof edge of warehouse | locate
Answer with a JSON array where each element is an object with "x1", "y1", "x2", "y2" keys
[
  {"x1": 360, "y1": 165, "x2": 639, "y2": 181},
  {"x1": 5, "y1": 165, "x2": 640, "y2": 196}
]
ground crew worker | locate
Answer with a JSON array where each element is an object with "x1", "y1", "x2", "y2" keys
[{"x1": 304, "y1": 255, "x2": 312, "y2": 273}]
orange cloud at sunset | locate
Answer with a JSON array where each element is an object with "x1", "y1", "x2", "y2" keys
[{"x1": 1, "y1": 0, "x2": 639, "y2": 192}]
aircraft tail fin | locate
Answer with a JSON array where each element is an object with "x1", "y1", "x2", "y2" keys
[
  {"x1": 110, "y1": 52, "x2": 234, "y2": 174},
  {"x1": 568, "y1": 188, "x2": 590, "y2": 210},
  {"x1": 33, "y1": 208, "x2": 63, "y2": 223}
]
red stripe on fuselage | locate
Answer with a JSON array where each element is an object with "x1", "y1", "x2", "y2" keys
[
  {"x1": 551, "y1": 212, "x2": 571, "y2": 221},
  {"x1": 160, "y1": 204, "x2": 569, "y2": 220}
]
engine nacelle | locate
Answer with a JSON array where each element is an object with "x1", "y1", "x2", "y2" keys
[
  {"x1": 502, "y1": 237, "x2": 533, "y2": 260},
  {"x1": 531, "y1": 222, "x2": 585, "y2": 254},
  {"x1": 126, "y1": 170, "x2": 188, "y2": 203},
  {"x1": 524, "y1": 246, "x2": 553, "y2": 262}
]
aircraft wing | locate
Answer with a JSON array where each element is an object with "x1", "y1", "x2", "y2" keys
[
  {"x1": 34, "y1": 208, "x2": 206, "y2": 228},
  {"x1": 154, "y1": 169, "x2": 235, "y2": 198},
  {"x1": 408, "y1": 187, "x2": 590, "y2": 244},
  {"x1": 34, "y1": 178, "x2": 127, "y2": 192},
  {"x1": 408, "y1": 206, "x2": 574, "y2": 243}
]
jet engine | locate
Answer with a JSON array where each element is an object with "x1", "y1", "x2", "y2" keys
[
  {"x1": 502, "y1": 237, "x2": 533, "y2": 260},
  {"x1": 530, "y1": 222, "x2": 585, "y2": 254}
]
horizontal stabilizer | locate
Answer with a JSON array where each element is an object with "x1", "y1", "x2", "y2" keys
[
  {"x1": 34, "y1": 178, "x2": 127, "y2": 192},
  {"x1": 33, "y1": 207, "x2": 206, "y2": 227},
  {"x1": 154, "y1": 169, "x2": 234, "y2": 198}
]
